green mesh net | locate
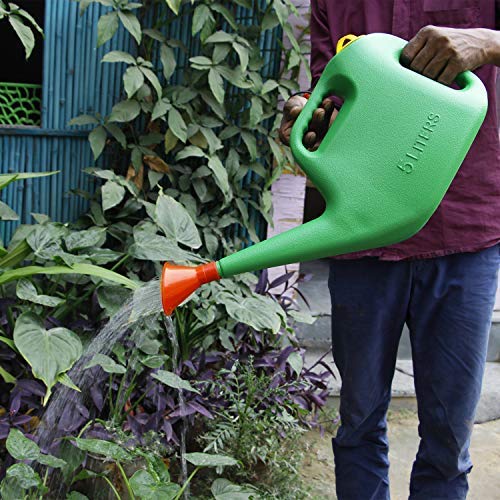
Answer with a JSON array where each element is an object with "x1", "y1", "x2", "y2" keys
[{"x1": 0, "y1": 82, "x2": 42, "y2": 126}]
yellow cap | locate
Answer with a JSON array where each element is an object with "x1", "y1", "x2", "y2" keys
[{"x1": 336, "y1": 34, "x2": 363, "y2": 54}]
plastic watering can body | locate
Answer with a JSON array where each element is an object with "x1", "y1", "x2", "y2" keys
[{"x1": 161, "y1": 33, "x2": 488, "y2": 315}]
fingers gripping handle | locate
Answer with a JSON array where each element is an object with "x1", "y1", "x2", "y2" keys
[{"x1": 289, "y1": 85, "x2": 327, "y2": 170}]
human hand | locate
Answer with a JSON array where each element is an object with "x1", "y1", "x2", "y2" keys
[
  {"x1": 278, "y1": 95, "x2": 338, "y2": 151},
  {"x1": 401, "y1": 26, "x2": 496, "y2": 85}
]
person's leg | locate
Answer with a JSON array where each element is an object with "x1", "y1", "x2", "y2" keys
[
  {"x1": 328, "y1": 258, "x2": 411, "y2": 500},
  {"x1": 407, "y1": 245, "x2": 500, "y2": 500}
]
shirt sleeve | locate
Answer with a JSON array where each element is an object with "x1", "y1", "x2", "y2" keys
[{"x1": 310, "y1": 0, "x2": 335, "y2": 88}]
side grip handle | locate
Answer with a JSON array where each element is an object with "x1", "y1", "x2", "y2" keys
[{"x1": 289, "y1": 83, "x2": 329, "y2": 170}]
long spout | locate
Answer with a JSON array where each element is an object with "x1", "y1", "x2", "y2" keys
[{"x1": 161, "y1": 211, "x2": 386, "y2": 315}]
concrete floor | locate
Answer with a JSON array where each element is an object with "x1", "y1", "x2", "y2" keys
[{"x1": 300, "y1": 412, "x2": 500, "y2": 500}]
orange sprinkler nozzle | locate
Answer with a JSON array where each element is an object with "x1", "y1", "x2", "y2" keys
[{"x1": 161, "y1": 262, "x2": 220, "y2": 315}]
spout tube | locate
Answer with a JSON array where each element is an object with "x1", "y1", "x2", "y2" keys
[
  {"x1": 215, "y1": 209, "x2": 416, "y2": 279},
  {"x1": 161, "y1": 261, "x2": 220, "y2": 315},
  {"x1": 217, "y1": 213, "x2": 351, "y2": 278}
]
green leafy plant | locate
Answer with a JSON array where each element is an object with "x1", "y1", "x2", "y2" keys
[
  {"x1": 199, "y1": 358, "x2": 308, "y2": 497},
  {"x1": 0, "y1": 0, "x2": 43, "y2": 59}
]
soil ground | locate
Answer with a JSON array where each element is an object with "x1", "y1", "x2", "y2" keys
[{"x1": 300, "y1": 410, "x2": 500, "y2": 500}]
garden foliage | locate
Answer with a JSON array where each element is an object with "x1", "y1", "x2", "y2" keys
[{"x1": 0, "y1": 0, "x2": 334, "y2": 497}]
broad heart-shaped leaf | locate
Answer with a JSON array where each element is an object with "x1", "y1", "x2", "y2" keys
[
  {"x1": 219, "y1": 293, "x2": 284, "y2": 333},
  {"x1": 97, "y1": 11, "x2": 119, "y2": 47},
  {"x1": 211, "y1": 478, "x2": 257, "y2": 499},
  {"x1": 6, "y1": 429, "x2": 40, "y2": 461},
  {"x1": 85, "y1": 353, "x2": 126, "y2": 374},
  {"x1": 71, "y1": 438, "x2": 131, "y2": 462},
  {"x1": 151, "y1": 370, "x2": 200, "y2": 393},
  {"x1": 184, "y1": 453, "x2": 238, "y2": 468},
  {"x1": 64, "y1": 227, "x2": 106, "y2": 251},
  {"x1": 13, "y1": 313, "x2": 82, "y2": 404},
  {"x1": 155, "y1": 193, "x2": 202, "y2": 249},
  {"x1": 16, "y1": 278, "x2": 64, "y2": 307},
  {"x1": 130, "y1": 470, "x2": 179, "y2": 500},
  {"x1": 101, "y1": 181, "x2": 125, "y2": 211},
  {"x1": 130, "y1": 232, "x2": 200, "y2": 263},
  {"x1": 5, "y1": 463, "x2": 41, "y2": 490}
]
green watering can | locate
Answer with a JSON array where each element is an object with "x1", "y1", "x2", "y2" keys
[{"x1": 161, "y1": 33, "x2": 488, "y2": 315}]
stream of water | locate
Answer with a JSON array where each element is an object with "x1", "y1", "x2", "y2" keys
[
  {"x1": 35, "y1": 279, "x2": 189, "y2": 497},
  {"x1": 164, "y1": 316, "x2": 189, "y2": 498}
]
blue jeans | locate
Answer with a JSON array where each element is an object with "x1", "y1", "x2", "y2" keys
[{"x1": 328, "y1": 245, "x2": 499, "y2": 500}]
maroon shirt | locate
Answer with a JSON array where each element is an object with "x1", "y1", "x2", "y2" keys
[{"x1": 310, "y1": 0, "x2": 500, "y2": 260}]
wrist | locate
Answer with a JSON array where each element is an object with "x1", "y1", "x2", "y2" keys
[{"x1": 479, "y1": 28, "x2": 500, "y2": 66}]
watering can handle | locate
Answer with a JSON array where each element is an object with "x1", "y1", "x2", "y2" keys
[{"x1": 289, "y1": 78, "x2": 341, "y2": 173}]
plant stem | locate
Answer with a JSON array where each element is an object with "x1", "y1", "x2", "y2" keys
[
  {"x1": 173, "y1": 466, "x2": 200, "y2": 500},
  {"x1": 77, "y1": 419, "x2": 94, "y2": 438},
  {"x1": 116, "y1": 461, "x2": 135, "y2": 500},
  {"x1": 102, "y1": 475, "x2": 122, "y2": 500}
]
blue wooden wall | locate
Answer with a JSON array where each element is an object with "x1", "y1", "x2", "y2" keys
[
  {"x1": 0, "y1": 0, "x2": 282, "y2": 244},
  {"x1": 0, "y1": 0, "x2": 133, "y2": 243}
]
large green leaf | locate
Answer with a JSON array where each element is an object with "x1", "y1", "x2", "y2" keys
[
  {"x1": 154, "y1": 193, "x2": 202, "y2": 249},
  {"x1": 207, "y1": 156, "x2": 230, "y2": 200},
  {"x1": 64, "y1": 227, "x2": 106, "y2": 252},
  {"x1": 0, "y1": 264, "x2": 138, "y2": 290},
  {"x1": 160, "y1": 44, "x2": 176, "y2": 80},
  {"x1": 109, "y1": 100, "x2": 141, "y2": 123},
  {"x1": 6, "y1": 429, "x2": 40, "y2": 461},
  {"x1": 0, "y1": 201, "x2": 18, "y2": 221},
  {"x1": 6, "y1": 429, "x2": 68, "y2": 469},
  {"x1": 0, "y1": 171, "x2": 59, "y2": 191},
  {"x1": 13, "y1": 313, "x2": 82, "y2": 403},
  {"x1": 129, "y1": 470, "x2": 180, "y2": 500},
  {"x1": 208, "y1": 68, "x2": 224, "y2": 104},
  {"x1": 101, "y1": 50, "x2": 136, "y2": 64},
  {"x1": 16, "y1": 279, "x2": 64, "y2": 307},
  {"x1": 71, "y1": 438, "x2": 131, "y2": 462},
  {"x1": 97, "y1": 11, "x2": 119, "y2": 47},
  {"x1": 167, "y1": 108, "x2": 187, "y2": 142},
  {"x1": 4, "y1": 463, "x2": 41, "y2": 490},
  {"x1": 89, "y1": 125, "x2": 107, "y2": 160},
  {"x1": 85, "y1": 354, "x2": 126, "y2": 374},
  {"x1": 211, "y1": 478, "x2": 257, "y2": 500},
  {"x1": 165, "y1": 0, "x2": 182, "y2": 15},
  {"x1": 130, "y1": 232, "x2": 199, "y2": 263},
  {"x1": 9, "y1": 15, "x2": 34, "y2": 59},
  {"x1": 101, "y1": 181, "x2": 125, "y2": 211},
  {"x1": 123, "y1": 66, "x2": 144, "y2": 98},
  {"x1": 219, "y1": 293, "x2": 283, "y2": 333},
  {"x1": 118, "y1": 10, "x2": 141, "y2": 45},
  {"x1": 151, "y1": 370, "x2": 199, "y2": 393},
  {"x1": 184, "y1": 453, "x2": 238, "y2": 468}
]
